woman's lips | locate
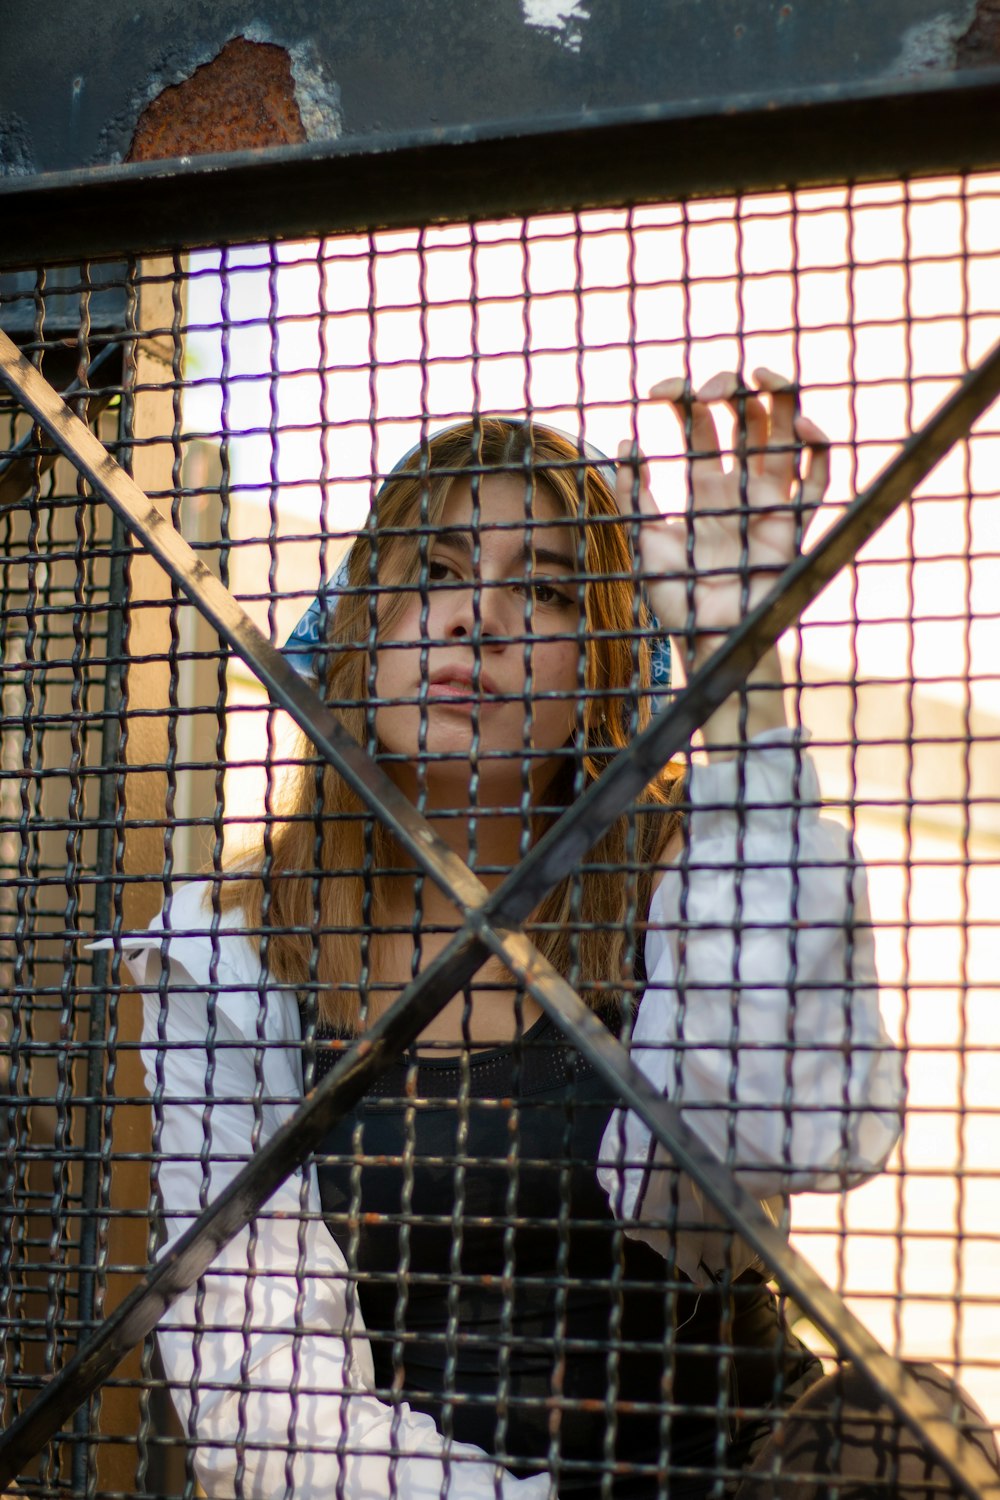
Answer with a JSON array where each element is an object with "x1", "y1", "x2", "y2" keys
[{"x1": 426, "y1": 667, "x2": 499, "y2": 704}]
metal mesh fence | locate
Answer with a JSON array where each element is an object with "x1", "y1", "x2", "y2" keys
[{"x1": 1, "y1": 176, "x2": 1000, "y2": 1498}]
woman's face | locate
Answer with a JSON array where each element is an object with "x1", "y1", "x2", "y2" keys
[{"x1": 374, "y1": 474, "x2": 583, "y2": 801}]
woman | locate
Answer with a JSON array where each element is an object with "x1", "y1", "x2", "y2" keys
[{"x1": 123, "y1": 373, "x2": 917, "y2": 1498}]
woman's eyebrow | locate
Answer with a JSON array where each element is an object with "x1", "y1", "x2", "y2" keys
[
  {"x1": 433, "y1": 527, "x2": 575, "y2": 570},
  {"x1": 525, "y1": 544, "x2": 575, "y2": 572},
  {"x1": 431, "y1": 526, "x2": 474, "y2": 557}
]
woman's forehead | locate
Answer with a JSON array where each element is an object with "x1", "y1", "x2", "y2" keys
[{"x1": 439, "y1": 473, "x2": 571, "y2": 537}]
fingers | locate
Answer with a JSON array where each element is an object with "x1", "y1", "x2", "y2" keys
[
  {"x1": 649, "y1": 371, "x2": 781, "y2": 481},
  {"x1": 648, "y1": 376, "x2": 724, "y2": 476},
  {"x1": 752, "y1": 367, "x2": 797, "y2": 446},
  {"x1": 649, "y1": 366, "x2": 829, "y2": 484},
  {"x1": 796, "y1": 413, "x2": 831, "y2": 512},
  {"x1": 614, "y1": 440, "x2": 658, "y2": 519},
  {"x1": 746, "y1": 366, "x2": 797, "y2": 491},
  {"x1": 750, "y1": 373, "x2": 831, "y2": 519},
  {"x1": 638, "y1": 370, "x2": 831, "y2": 539},
  {"x1": 698, "y1": 370, "x2": 770, "y2": 474}
]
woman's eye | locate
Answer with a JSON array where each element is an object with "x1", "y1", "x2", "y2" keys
[
  {"x1": 525, "y1": 579, "x2": 572, "y2": 607},
  {"x1": 427, "y1": 558, "x2": 456, "y2": 582}
]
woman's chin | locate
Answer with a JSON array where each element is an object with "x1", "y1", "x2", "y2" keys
[{"x1": 382, "y1": 746, "x2": 566, "y2": 812}]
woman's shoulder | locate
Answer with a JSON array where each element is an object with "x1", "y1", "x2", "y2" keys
[
  {"x1": 649, "y1": 768, "x2": 686, "y2": 895},
  {"x1": 124, "y1": 882, "x2": 306, "y2": 1049},
  {"x1": 154, "y1": 877, "x2": 252, "y2": 932},
  {"x1": 104, "y1": 879, "x2": 264, "y2": 991}
]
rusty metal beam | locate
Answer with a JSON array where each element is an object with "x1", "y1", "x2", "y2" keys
[
  {"x1": 3, "y1": 0, "x2": 999, "y2": 179},
  {"x1": 2, "y1": 65, "x2": 1000, "y2": 271}
]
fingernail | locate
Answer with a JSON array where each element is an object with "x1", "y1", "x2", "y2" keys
[
  {"x1": 755, "y1": 366, "x2": 798, "y2": 392},
  {"x1": 650, "y1": 377, "x2": 686, "y2": 400}
]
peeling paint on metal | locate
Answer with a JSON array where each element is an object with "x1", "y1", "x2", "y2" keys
[
  {"x1": 520, "y1": 0, "x2": 591, "y2": 54},
  {"x1": 887, "y1": 4, "x2": 978, "y2": 72},
  {"x1": 0, "y1": 114, "x2": 34, "y2": 178},
  {"x1": 125, "y1": 36, "x2": 306, "y2": 163},
  {"x1": 287, "y1": 40, "x2": 343, "y2": 142},
  {"x1": 6, "y1": 0, "x2": 1000, "y2": 183},
  {"x1": 956, "y1": 0, "x2": 1000, "y2": 64},
  {"x1": 95, "y1": 35, "x2": 254, "y2": 166},
  {"x1": 238, "y1": 21, "x2": 341, "y2": 137}
]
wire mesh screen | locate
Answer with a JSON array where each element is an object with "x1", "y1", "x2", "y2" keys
[{"x1": 1, "y1": 176, "x2": 1000, "y2": 1499}]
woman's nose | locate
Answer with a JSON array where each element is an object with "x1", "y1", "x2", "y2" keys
[{"x1": 442, "y1": 577, "x2": 508, "y2": 642}]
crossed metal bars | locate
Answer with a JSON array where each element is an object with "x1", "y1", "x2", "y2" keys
[{"x1": 1, "y1": 324, "x2": 1000, "y2": 1497}]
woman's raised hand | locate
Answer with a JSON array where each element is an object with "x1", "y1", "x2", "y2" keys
[{"x1": 616, "y1": 368, "x2": 830, "y2": 674}]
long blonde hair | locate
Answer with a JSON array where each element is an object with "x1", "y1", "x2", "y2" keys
[{"x1": 221, "y1": 419, "x2": 683, "y2": 1029}]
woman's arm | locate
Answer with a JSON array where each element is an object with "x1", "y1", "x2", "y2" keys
[
  {"x1": 598, "y1": 373, "x2": 904, "y2": 1227},
  {"x1": 616, "y1": 368, "x2": 828, "y2": 761},
  {"x1": 125, "y1": 886, "x2": 546, "y2": 1500},
  {"x1": 597, "y1": 728, "x2": 904, "y2": 1256}
]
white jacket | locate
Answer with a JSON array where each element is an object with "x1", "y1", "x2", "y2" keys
[{"x1": 103, "y1": 730, "x2": 902, "y2": 1499}]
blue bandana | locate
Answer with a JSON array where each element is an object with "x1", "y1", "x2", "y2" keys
[
  {"x1": 281, "y1": 423, "x2": 672, "y2": 712},
  {"x1": 282, "y1": 551, "x2": 352, "y2": 679}
]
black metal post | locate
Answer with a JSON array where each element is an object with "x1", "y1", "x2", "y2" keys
[{"x1": 69, "y1": 512, "x2": 126, "y2": 1495}]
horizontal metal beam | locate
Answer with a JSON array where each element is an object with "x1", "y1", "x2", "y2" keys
[
  {"x1": 3, "y1": 327, "x2": 1000, "y2": 1496},
  {"x1": 4, "y1": 0, "x2": 988, "y2": 178},
  {"x1": 2, "y1": 66, "x2": 1000, "y2": 271}
]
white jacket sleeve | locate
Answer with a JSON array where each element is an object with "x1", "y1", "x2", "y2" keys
[
  {"x1": 116, "y1": 881, "x2": 547, "y2": 1500},
  {"x1": 598, "y1": 729, "x2": 905, "y2": 1224}
]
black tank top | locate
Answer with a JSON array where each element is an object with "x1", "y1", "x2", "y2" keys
[{"x1": 309, "y1": 1009, "x2": 819, "y2": 1499}]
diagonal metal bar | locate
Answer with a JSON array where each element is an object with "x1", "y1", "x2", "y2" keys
[
  {"x1": 1, "y1": 912, "x2": 998, "y2": 1499},
  {"x1": 0, "y1": 928, "x2": 490, "y2": 1489},
  {"x1": 0, "y1": 328, "x2": 487, "y2": 917},
  {"x1": 2, "y1": 328, "x2": 1000, "y2": 1494},
  {"x1": 483, "y1": 337, "x2": 1000, "y2": 930},
  {"x1": 0, "y1": 340, "x2": 118, "y2": 510},
  {"x1": 480, "y1": 924, "x2": 1000, "y2": 1500}
]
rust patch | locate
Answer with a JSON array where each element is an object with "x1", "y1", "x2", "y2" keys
[
  {"x1": 126, "y1": 36, "x2": 306, "y2": 163},
  {"x1": 957, "y1": 0, "x2": 1000, "y2": 65}
]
